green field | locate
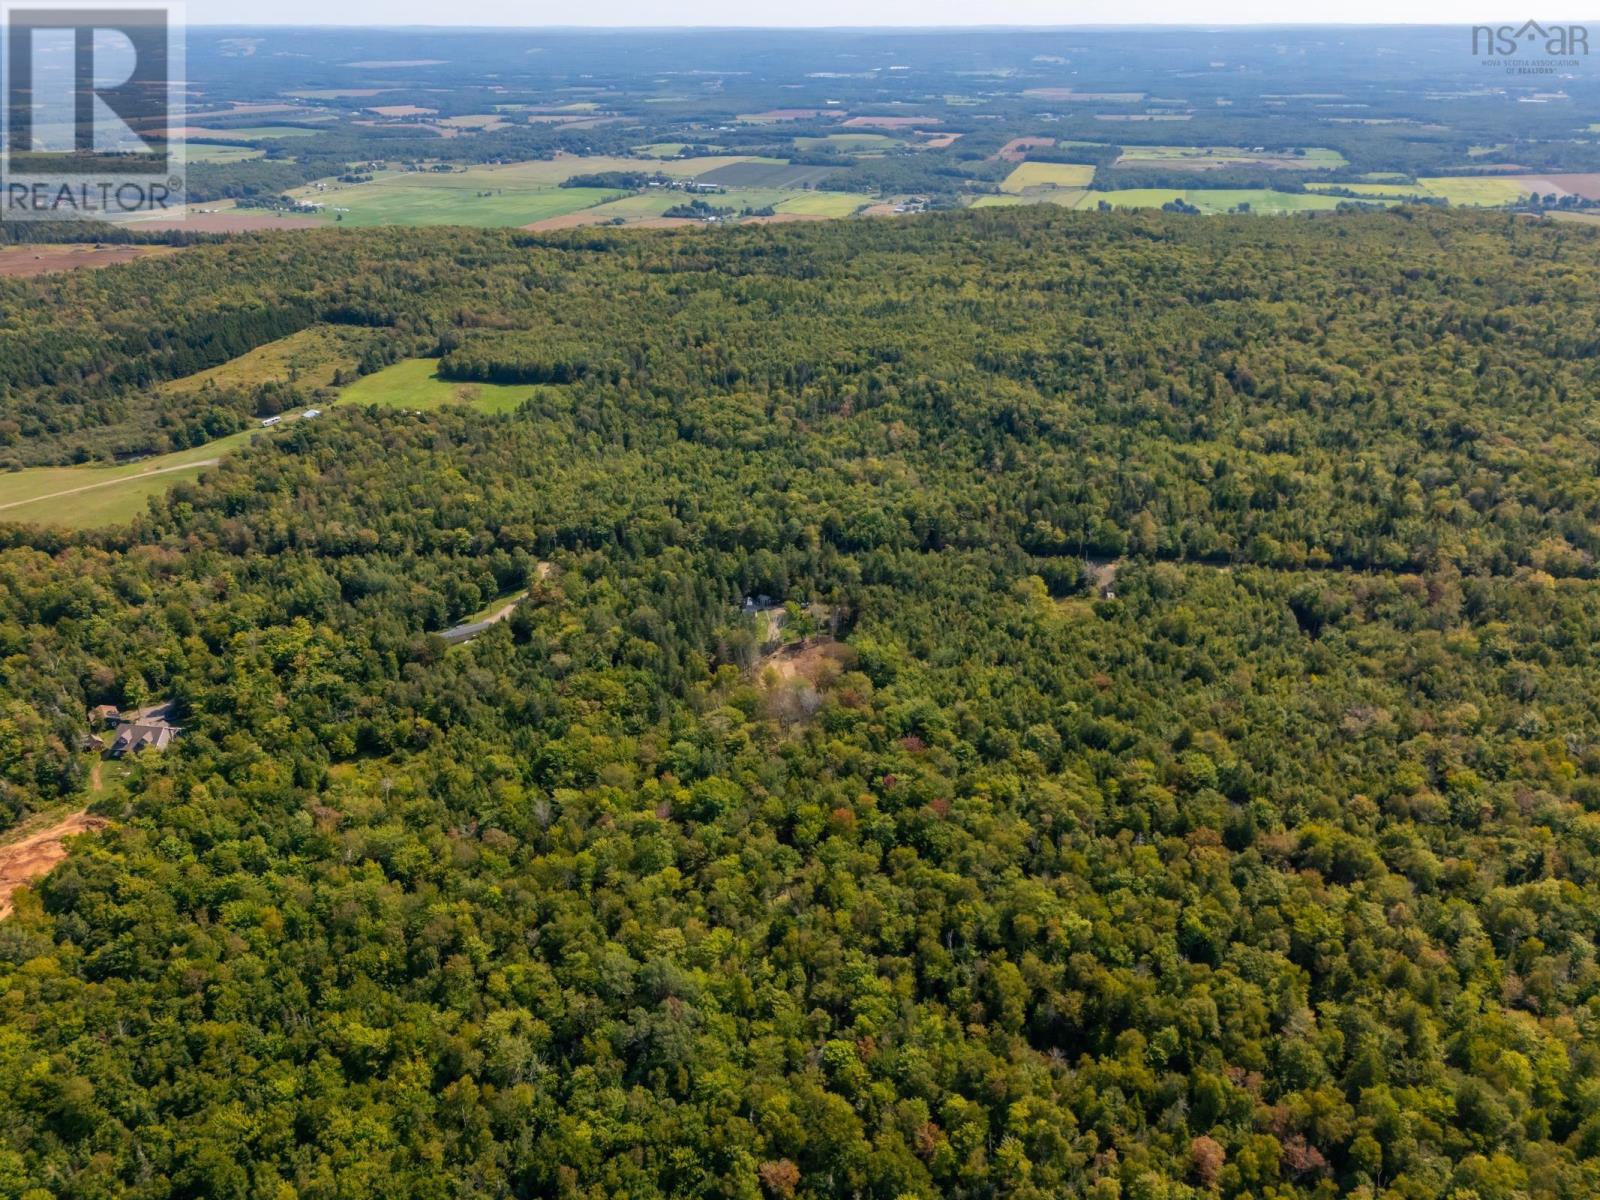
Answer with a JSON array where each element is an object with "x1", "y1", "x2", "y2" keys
[
  {"x1": 185, "y1": 145, "x2": 267, "y2": 164},
  {"x1": 1000, "y1": 162, "x2": 1097, "y2": 193},
  {"x1": 540, "y1": 186, "x2": 874, "y2": 226},
  {"x1": 338, "y1": 359, "x2": 536, "y2": 412},
  {"x1": 289, "y1": 156, "x2": 778, "y2": 227},
  {"x1": 1115, "y1": 145, "x2": 1347, "y2": 169},
  {"x1": 794, "y1": 133, "x2": 895, "y2": 153},
  {"x1": 2, "y1": 355, "x2": 536, "y2": 526},
  {"x1": 772, "y1": 191, "x2": 873, "y2": 217},
  {"x1": 1090, "y1": 188, "x2": 1354, "y2": 214},
  {"x1": 0, "y1": 429, "x2": 271, "y2": 528},
  {"x1": 313, "y1": 180, "x2": 623, "y2": 227}
]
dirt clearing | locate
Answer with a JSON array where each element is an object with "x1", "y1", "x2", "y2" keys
[
  {"x1": 0, "y1": 811, "x2": 108, "y2": 920},
  {"x1": 0, "y1": 244, "x2": 178, "y2": 277},
  {"x1": 995, "y1": 136, "x2": 1055, "y2": 162},
  {"x1": 123, "y1": 212, "x2": 323, "y2": 233}
]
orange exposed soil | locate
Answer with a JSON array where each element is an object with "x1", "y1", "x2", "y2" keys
[
  {"x1": 126, "y1": 212, "x2": 323, "y2": 233},
  {"x1": 0, "y1": 243, "x2": 178, "y2": 277},
  {"x1": 0, "y1": 812, "x2": 108, "y2": 920},
  {"x1": 996, "y1": 136, "x2": 1055, "y2": 162},
  {"x1": 760, "y1": 638, "x2": 853, "y2": 683}
]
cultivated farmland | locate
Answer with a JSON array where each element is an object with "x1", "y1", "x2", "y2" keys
[
  {"x1": 1000, "y1": 162, "x2": 1097, "y2": 193},
  {"x1": 691, "y1": 160, "x2": 837, "y2": 187}
]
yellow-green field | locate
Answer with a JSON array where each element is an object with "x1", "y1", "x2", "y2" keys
[
  {"x1": 971, "y1": 191, "x2": 1086, "y2": 209},
  {"x1": 530, "y1": 186, "x2": 874, "y2": 226},
  {"x1": 1088, "y1": 189, "x2": 1353, "y2": 214},
  {"x1": 771, "y1": 191, "x2": 873, "y2": 217},
  {"x1": 1310, "y1": 177, "x2": 1541, "y2": 207},
  {"x1": 185, "y1": 145, "x2": 267, "y2": 164},
  {"x1": 981, "y1": 188, "x2": 1359, "y2": 215},
  {"x1": 1414, "y1": 177, "x2": 1535, "y2": 206},
  {"x1": 1306, "y1": 182, "x2": 1428, "y2": 198},
  {"x1": 1000, "y1": 162, "x2": 1097, "y2": 193},
  {"x1": 160, "y1": 325, "x2": 371, "y2": 394}
]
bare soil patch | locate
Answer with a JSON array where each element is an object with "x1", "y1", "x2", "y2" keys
[
  {"x1": 996, "y1": 136, "x2": 1055, "y2": 162},
  {"x1": 1509, "y1": 173, "x2": 1600, "y2": 200},
  {"x1": 0, "y1": 812, "x2": 108, "y2": 920},
  {"x1": 127, "y1": 212, "x2": 323, "y2": 233},
  {"x1": 0, "y1": 243, "x2": 178, "y2": 277},
  {"x1": 760, "y1": 637, "x2": 853, "y2": 683}
]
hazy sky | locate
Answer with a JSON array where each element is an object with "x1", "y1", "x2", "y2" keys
[{"x1": 187, "y1": 4, "x2": 1587, "y2": 28}]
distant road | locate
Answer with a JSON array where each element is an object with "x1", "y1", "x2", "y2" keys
[{"x1": 0, "y1": 459, "x2": 220, "y2": 514}]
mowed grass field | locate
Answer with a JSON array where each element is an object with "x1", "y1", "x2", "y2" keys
[
  {"x1": 338, "y1": 359, "x2": 535, "y2": 412},
  {"x1": 1000, "y1": 162, "x2": 1097, "y2": 193},
  {"x1": 0, "y1": 429, "x2": 270, "y2": 528},
  {"x1": 0, "y1": 350, "x2": 536, "y2": 528}
]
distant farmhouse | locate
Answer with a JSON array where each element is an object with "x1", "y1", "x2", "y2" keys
[{"x1": 88, "y1": 701, "x2": 181, "y2": 758}]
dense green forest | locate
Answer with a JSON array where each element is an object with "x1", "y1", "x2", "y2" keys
[{"x1": 5, "y1": 208, "x2": 1600, "y2": 1198}]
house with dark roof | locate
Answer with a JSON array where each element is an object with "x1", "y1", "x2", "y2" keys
[{"x1": 110, "y1": 720, "x2": 177, "y2": 757}]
